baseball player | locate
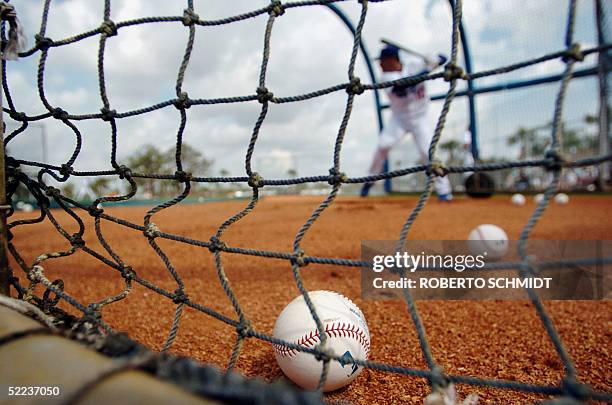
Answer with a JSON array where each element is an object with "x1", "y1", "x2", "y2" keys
[{"x1": 361, "y1": 45, "x2": 453, "y2": 201}]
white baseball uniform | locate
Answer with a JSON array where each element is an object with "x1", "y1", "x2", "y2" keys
[
  {"x1": 462, "y1": 129, "x2": 474, "y2": 177},
  {"x1": 368, "y1": 57, "x2": 452, "y2": 196}
]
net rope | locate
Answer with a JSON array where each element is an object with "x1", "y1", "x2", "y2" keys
[{"x1": 1, "y1": 0, "x2": 611, "y2": 401}]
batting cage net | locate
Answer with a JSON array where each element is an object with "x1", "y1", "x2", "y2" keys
[{"x1": 0, "y1": 0, "x2": 610, "y2": 403}]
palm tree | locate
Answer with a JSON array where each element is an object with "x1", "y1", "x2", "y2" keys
[
  {"x1": 507, "y1": 127, "x2": 537, "y2": 159},
  {"x1": 127, "y1": 144, "x2": 165, "y2": 197},
  {"x1": 163, "y1": 143, "x2": 213, "y2": 175}
]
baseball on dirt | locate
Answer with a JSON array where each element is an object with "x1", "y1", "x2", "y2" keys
[
  {"x1": 510, "y1": 193, "x2": 526, "y2": 206},
  {"x1": 467, "y1": 224, "x2": 509, "y2": 261},
  {"x1": 554, "y1": 193, "x2": 569, "y2": 205},
  {"x1": 273, "y1": 290, "x2": 370, "y2": 392}
]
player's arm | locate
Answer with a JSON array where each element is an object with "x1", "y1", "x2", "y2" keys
[{"x1": 388, "y1": 55, "x2": 446, "y2": 97}]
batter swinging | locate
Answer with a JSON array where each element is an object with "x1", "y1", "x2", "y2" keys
[{"x1": 361, "y1": 44, "x2": 453, "y2": 201}]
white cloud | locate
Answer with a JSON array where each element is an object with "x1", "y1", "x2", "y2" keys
[{"x1": 3, "y1": 0, "x2": 603, "y2": 184}]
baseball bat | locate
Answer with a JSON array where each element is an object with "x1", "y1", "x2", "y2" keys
[{"x1": 380, "y1": 38, "x2": 430, "y2": 63}]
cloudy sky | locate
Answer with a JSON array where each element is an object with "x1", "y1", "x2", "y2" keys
[{"x1": 3, "y1": 0, "x2": 604, "y2": 190}]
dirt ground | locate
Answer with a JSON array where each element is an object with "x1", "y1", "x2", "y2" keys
[{"x1": 8, "y1": 194, "x2": 612, "y2": 404}]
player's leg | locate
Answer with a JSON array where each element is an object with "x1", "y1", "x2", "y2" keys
[
  {"x1": 409, "y1": 117, "x2": 453, "y2": 201},
  {"x1": 361, "y1": 116, "x2": 405, "y2": 197}
]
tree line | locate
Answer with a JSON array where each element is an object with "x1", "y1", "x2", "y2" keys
[{"x1": 59, "y1": 142, "x2": 214, "y2": 200}]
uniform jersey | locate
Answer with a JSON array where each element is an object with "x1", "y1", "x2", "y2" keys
[{"x1": 380, "y1": 57, "x2": 437, "y2": 124}]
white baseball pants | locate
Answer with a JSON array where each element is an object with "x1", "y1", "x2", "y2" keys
[{"x1": 368, "y1": 114, "x2": 452, "y2": 196}]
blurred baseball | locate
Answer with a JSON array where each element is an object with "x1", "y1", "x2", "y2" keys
[
  {"x1": 22, "y1": 203, "x2": 34, "y2": 213},
  {"x1": 534, "y1": 193, "x2": 545, "y2": 204},
  {"x1": 273, "y1": 290, "x2": 370, "y2": 392},
  {"x1": 554, "y1": 193, "x2": 569, "y2": 205},
  {"x1": 467, "y1": 224, "x2": 509, "y2": 261},
  {"x1": 510, "y1": 193, "x2": 526, "y2": 206},
  {"x1": 15, "y1": 201, "x2": 25, "y2": 210}
]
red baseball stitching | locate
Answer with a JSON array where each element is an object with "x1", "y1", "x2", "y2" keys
[{"x1": 273, "y1": 322, "x2": 370, "y2": 358}]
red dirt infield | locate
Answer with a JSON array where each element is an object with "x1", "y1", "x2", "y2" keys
[{"x1": 8, "y1": 194, "x2": 612, "y2": 404}]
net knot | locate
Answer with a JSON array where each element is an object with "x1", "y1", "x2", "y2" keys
[
  {"x1": 88, "y1": 204, "x2": 103, "y2": 217},
  {"x1": 117, "y1": 165, "x2": 132, "y2": 179},
  {"x1": 100, "y1": 20, "x2": 118, "y2": 37},
  {"x1": 561, "y1": 377, "x2": 591, "y2": 400},
  {"x1": 175, "y1": 170, "x2": 192, "y2": 183},
  {"x1": 8, "y1": 110, "x2": 26, "y2": 121},
  {"x1": 427, "y1": 160, "x2": 448, "y2": 177},
  {"x1": 121, "y1": 266, "x2": 136, "y2": 281},
  {"x1": 544, "y1": 149, "x2": 565, "y2": 171},
  {"x1": 28, "y1": 265, "x2": 44, "y2": 283},
  {"x1": 45, "y1": 186, "x2": 61, "y2": 198},
  {"x1": 562, "y1": 43, "x2": 584, "y2": 63},
  {"x1": 100, "y1": 107, "x2": 117, "y2": 121},
  {"x1": 269, "y1": 1, "x2": 285, "y2": 17},
  {"x1": 248, "y1": 172, "x2": 264, "y2": 188},
  {"x1": 59, "y1": 164, "x2": 73, "y2": 176},
  {"x1": 182, "y1": 9, "x2": 199, "y2": 26},
  {"x1": 144, "y1": 222, "x2": 160, "y2": 239},
  {"x1": 84, "y1": 303, "x2": 101, "y2": 321},
  {"x1": 208, "y1": 236, "x2": 227, "y2": 253},
  {"x1": 70, "y1": 233, "x2": 85, "y2": 247},
  {"x1": 51, "y1": 107, "x2": 69, "y2": 120},
  {"x1": 236, "y1": 320, "x2": 253, "y2": 338},
  {"x1": 256, "y1": 86, "x2": 274, "y2": 103},
  {"x1": 328, "y1": 168, "x2": 347, "y2": 185},
  {"x1": 174, "y1": 91, "x2": 191, "y2": 110},
  {"x1": 314, "y1": 345, "x2": 333, "y2": 362},
  {"x1": 443, "y1": 62, "x2": 464, "y2": 82},
  {"x1": 173, "y1": 288, "x2": 189, "y2": 304},
  {"x1": 291, "y1": 249, "x2": 308, "y2": 267},
  {"x1": 346, "y1": 77, "x2": 364, "y2": 95},
  {"x1": 35, "y1": 34, "x2": 53, "y2": 51}
]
